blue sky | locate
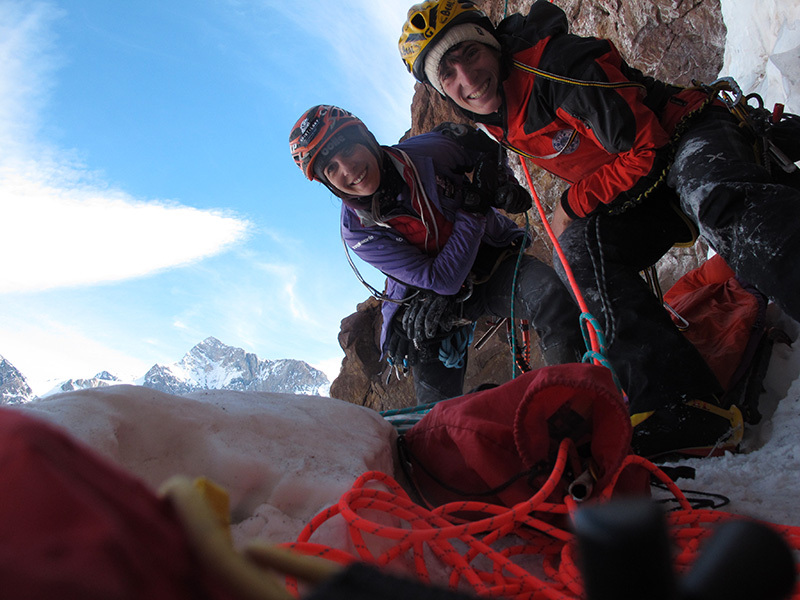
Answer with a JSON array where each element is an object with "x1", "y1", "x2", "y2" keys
[{"x1": 0, "y1": 0, "x2": 416, "y2": 392}]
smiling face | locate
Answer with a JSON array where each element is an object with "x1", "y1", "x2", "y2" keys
[
  {"x1": 321, "y1": 142, "x2": 381, "y2": 197},
  {"x1": 438, "y1": 41, "x2": 502, "y2": 115}
]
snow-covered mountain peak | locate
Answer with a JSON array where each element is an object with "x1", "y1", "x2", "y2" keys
[
  {"x1": 0, "y1": 355, "x2": 35, "y2": 404},
  {"x1": 173, "y1": 337, "x2": 262, "y2": 389},
  {"x1": 140, "y1": 339, "x2": 329, "y2": 397}
]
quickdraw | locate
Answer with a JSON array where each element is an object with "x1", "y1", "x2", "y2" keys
[
  {"x1": 507, "y1": 318, "x2": 532, "y2": 374},
  {"x1": 642, "y1": 265, "x2": 689, "y2": 331},
  {"x1": 706, "y1": 76, "x2": 798, "y2": 176}
]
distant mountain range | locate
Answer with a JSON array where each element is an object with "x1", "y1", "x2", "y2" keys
[{"x1": 0, "y1": 337, "x2": 330, "y2": 404}]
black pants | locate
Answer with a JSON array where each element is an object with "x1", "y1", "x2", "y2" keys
[
  {"x1": 669, "y1": 109, "x2": 800, "y2": 321},
  {"x1": 413, "y1": 252, "x2": 584, "y2": 405},
  {"x1": 556, "y1": 108, "x2": 800, "y2": 414}
]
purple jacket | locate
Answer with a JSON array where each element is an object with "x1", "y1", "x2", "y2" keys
[{"x1": 339, "y1": 131, "x2": 526, "y2": 352}]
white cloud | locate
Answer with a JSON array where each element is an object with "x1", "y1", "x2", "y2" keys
[
  {"x1": 0, "y1": 0, "x2": 367, "y2": 387},
  {"x1": 0, "y1": 1, "x2": 252, "y2": 294},
  {"x1": 255, "y1": 262, "x2": 311, "y2": 321},
  {"x1": 0, "y1": 168, "x2": 251, "y2": 293},
  {"x1": 0, "y1": 0, "x2": 62, "y2": 152}
]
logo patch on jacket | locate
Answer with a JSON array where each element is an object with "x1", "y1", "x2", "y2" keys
[{"x1": 552, "y1": 129, "x2": 580, "y2": 155}]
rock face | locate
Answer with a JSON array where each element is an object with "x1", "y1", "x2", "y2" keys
[
  {"x1": 329, "y1": 298, "x2": 522, "y2": 411},
  {"x1": 331, "y1": 0, "x2": 724, "y2": 411}
]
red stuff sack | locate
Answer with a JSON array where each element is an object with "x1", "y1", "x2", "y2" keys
[
  {"x1": 664, "y1": 254, "x2": 783, "y2": 422},
  {"x1": 399, "y1": 363, "x2": 649, "y2": 510},
  {"x1": 664, "y1": 254, "x2": 763, "y2": 392}
]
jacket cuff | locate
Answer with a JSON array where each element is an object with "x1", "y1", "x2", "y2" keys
[{"x1": 560, "y1": 188, "x2": 580, "y2": 220}]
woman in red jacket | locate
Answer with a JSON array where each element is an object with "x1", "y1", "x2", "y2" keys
[{"x1": 399, "y1": 0, "x2": 800, "y2": 458}]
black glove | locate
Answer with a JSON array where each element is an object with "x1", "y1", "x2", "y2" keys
[
  {"x1": 401, "y1": 289, "x2": 475, "y2": 347},
  {"x1": 387, "y1": 301, "x2": 445, "y2": 367},
  {"x1": 401, "y1": 293, "x2": 455, "y2": 343},
  {"x1": 461, "y1": 153, "x2": 499, "y2": 214},
  {"x1": 386, "y1": 327, "x2": 419, "y2": 369},
  {"x1": 389, "y1": 291, "x2": 473, "y2": 368},
  {"x1": 494, "y1": 182, "x2": 533, "y2": 214},
  {"x1": 462, "y1": 187, "x2": 493, "y2": 215},
  {"x1": 466, "y1": 153, "x2": 532, "y2": 214}
]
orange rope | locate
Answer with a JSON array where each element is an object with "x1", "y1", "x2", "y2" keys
[
  {"x1": 519, "y1": 160, "x2": 601, "y2": 360},
  {"x1": 284, "y1": 445, "x2": 800, "y2": 599}
]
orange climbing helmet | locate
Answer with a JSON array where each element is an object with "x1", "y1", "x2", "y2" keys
[{"x1": 289, "y1": 105, "x2": 376, "y2": 181}]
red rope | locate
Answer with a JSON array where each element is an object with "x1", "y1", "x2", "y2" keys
[
  {"x1": 285, "y1": 445, "x2": 800, "y2": 599},
  {"x1": 519, "y1": 160, "x2": 601, "y2": 360}
]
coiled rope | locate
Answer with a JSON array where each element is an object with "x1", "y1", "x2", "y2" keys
[{"x1": 281, "y1": 441, "x2": 800, "y2": 599}]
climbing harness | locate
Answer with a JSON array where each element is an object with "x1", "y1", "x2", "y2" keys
[
  {"x1": 701, "y1": 76, "x2": 799, "y2": 175},
  {"x1": 605, "y1": 86, "x2": 719, "y2": 216}
]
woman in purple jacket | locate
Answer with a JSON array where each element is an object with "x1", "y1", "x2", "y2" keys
[{"x1": 290, "y1": 105, "x2": 583, "y2": 404}]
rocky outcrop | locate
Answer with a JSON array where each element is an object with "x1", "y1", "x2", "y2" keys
[
  {"x1": 555, "y1": 0, "x2": 726, "y2": 86},
  {"x1": 329, "y1": 298, "x2": 522, "y2": 412},
  {"x1": 331, "y1": 0, "x2": 723, "y2": 411}
]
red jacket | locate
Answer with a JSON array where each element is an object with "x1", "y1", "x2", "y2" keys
[{"x1": 471, "y1": 0, "x2": 711, "y2": 218}]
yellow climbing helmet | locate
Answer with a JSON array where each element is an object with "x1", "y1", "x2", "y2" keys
[{"x1": 399, "y1": 0, "x2": 494, "y2": 84}]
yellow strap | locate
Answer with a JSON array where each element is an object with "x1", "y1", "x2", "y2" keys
[
  {"x1": 161, "y1": 476, "x2": 295, "y2": 600},
  {"x1": 630, "y1": 410, "x2": 655, "y2": 428},
  {"x1": 512, "y1": 60, "x2": 647, "y2": 92}
]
